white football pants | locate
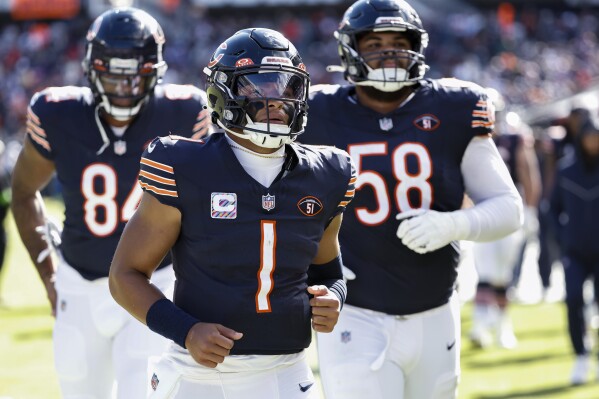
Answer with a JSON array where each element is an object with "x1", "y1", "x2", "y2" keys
[
  {"x1": 317, "y1": 294, "x2": 460, "y2": 399},
  {"x1": 53, "y1": 260, "x2": 174, "y2": 399},
  {"x1": 148, "y1": 345, "x2": 319, "y2": 399},
  {"x1": 473, "y1": 228, "x2": 526, "y2": 286}
]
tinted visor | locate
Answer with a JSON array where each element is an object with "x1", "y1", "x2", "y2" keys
[
  {"x1": 98, "y1": 73, "x2": 146, "y2": 97},
  {"x1": 233, "y1": 71, "x2": 306, "y2": 101}
]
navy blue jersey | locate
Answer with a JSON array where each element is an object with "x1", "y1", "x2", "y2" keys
[
  {"x1": 551, "y1": 155, "x2": 599, "y2": 260},
  {"x1": 139, "y1": 133, "x2": 356, "y2": 354},
  {"x1": 27, "y1": 84, "x2": 209, "y2": 280},
  {"x1": 300, "y1": 79, "x2": 494, "y2": 315}
]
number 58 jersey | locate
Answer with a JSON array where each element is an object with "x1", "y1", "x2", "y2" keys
[
  {"x1": 26, "y1": 84, "x2": 209, "y2": 280},
  {"x1": 139, "y1": 133, "x2": 356, "y2": 354},
  {"x1": 300, "y1": 79, "x2": 495, "y2": 315}
]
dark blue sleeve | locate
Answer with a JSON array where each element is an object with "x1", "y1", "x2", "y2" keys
[{"x1": 139, "y1": 137, "x2": 181, "y2": 209}]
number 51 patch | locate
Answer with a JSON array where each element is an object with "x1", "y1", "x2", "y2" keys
[{"x1": 297, "y1": 196, "x2": 323, "y2": 216}]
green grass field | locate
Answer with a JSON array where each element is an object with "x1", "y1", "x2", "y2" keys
[{"x1": 2, "y1": 198, "x2": 599, "y2": 398}]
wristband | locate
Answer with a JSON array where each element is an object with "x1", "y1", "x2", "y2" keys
[
  {"x1": 146, "y1": 298, "x2": 199, "y2": 349},
  {"x1": 308, "y1": 255, "x2": 347, "y2": 308}
]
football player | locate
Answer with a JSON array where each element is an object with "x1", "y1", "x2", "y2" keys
[
  {"x1": 109, "y1": 28, "x2": 356, "y2": 399},
  {"x1": 11, "y1": 7, "x2": 210, "y2": 399},
  {"x1": 298, "y1": 1, "x2": 523, "y2": 398},
  {"x1": 469, "y1": 89, "x2": 542, "y2": 349},
  {"x1": 551, "y1": 114, "x2": 599, "y2": 385}
]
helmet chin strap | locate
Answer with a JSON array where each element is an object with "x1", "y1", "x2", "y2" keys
[{"x1": 353, "y1": 67, "x2": 416, "y2": 92}]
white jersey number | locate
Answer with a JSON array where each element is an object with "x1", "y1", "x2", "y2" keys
[
  {"x1": 348, "y1": 142, "x2": 432, "y2": 226},
  {"x1": 81, "y1": 163, "x2": 143, "y2": 237}
]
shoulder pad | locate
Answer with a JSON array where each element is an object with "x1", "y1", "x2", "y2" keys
[
  {"x1": 33, "y1": 86, "x2": 92, "y2": 105},
  {"x1": 157, "y1": 84, "x2": 203, "y2": 101}
]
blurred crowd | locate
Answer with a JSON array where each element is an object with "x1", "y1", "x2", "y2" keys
[{"x1": 1, "y1": 3, "x2": 599, "y2": 141}]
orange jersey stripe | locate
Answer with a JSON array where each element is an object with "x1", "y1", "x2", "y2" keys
[
  {"x1": 140, "y1": 157, "x2": 174, "y2": 173},
  {"x1": 140, "y1": 170, "x2": 176, "y2": 186},
  {"x1": 27, "y1": 106, "x2": 41, "y2": 125},
  {"x1": 27, "y1": 129, "x2": 51, "y2": 151},
  {"x1": 139, "y1": 181, "x2": 178, "y2": 197},
  {"x1": 27, "y1": 120, "x2": 46, "y2": 137}
]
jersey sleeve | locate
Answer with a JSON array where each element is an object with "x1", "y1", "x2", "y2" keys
[
  {"x1": 469, "y1": 86, "x2": 495, "y2": 137},
  {"x1": 139, "y1": 137, "x2": 180, "y2": 209},
  {"x1": 26, "y1": 92, "x2": 53, "y2": 159},
  {"x1": 332, "y1": 149, "x2": 357, "y2": 219}
]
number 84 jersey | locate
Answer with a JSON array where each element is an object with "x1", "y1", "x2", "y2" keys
[
  {"x1": 300, "y1": 79, "x2": 495, "y2": 316},
  {"x1": 26, "y1": 84, "x2": 208, "y2": 280}
]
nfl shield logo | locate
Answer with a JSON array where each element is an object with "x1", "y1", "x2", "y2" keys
[
  {"x1": 262, "y1": 193, "x2": 275, "y2": 211},
  {"x1": 151, "y1": 373, "x2": 159, "y2": 391},
  {"x1": 114, "y1": 140, "x2": 127, "y2": 155},
  {"x1": 341, "y1": 330, "x2": 351, "y2": 344},
  {"x1": 379, "y1": 117, "x2": 393, "y2": 131}
]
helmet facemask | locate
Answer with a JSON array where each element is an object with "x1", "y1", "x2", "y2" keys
[
  {"x1": 86, "y1": 52, "x2": 166, "y2": 121},
  {"x1": 82, "y1": 8, "x2": 168, "y2": 122},
  {"x1": 337, "y1": 24, "x2": 428, "y2": 92},
  {"x1": 206, "y1": 64, "x2": 309, "y2": 148},
  {"x1": 334, "y1": 0, "x2": 430, "y2": 92}
]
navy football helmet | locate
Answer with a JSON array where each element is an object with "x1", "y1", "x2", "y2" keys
[
  {"x1": 204, "y1": 28, "x2": 309, "y2": 148},
  {"x1": 334, "y1": 0, "x2": 429, "y2": 91},
  {"x1": 82, "y1": 7, "x2": 167, "y2": 121}
]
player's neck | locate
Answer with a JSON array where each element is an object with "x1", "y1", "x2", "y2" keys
[{"x1": 355, "y1": 86, "x2": 414, "y2": 114}]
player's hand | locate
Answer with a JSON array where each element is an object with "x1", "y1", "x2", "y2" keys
[
  {"x1": 308, "y1": 285, "x2": 340, "y2": 333},
  {"x1": 396, "y1": 209, "x2": 468, "y2": 254},
  {"x1": 185, "y1": 323, "x2": 243, "y2": 368}
]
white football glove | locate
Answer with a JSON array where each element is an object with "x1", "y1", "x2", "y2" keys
[
  {"x1": 35, "y1": 218, "x2": 63, "y2": 263},
  {"x1": 396, "y1": 209, "x2": 470, "y2": 254}
]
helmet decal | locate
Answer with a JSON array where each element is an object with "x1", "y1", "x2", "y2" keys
[
  {"x1": 235, "y1": 58, "x2": 254, "y2": 67},
  {"x1": 208, "y1": 53, "x2": 224, "y2": 68}
]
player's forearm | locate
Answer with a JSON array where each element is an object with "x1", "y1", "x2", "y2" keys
[
  {"x1": 108, "y1": 265, "x2": 165, "y2": 325},
  {"x1": 11, "y1": 191, "x2": 55, "y2": 281},
  {"x1": 460, "y1": 193, "x2": 523, "y2": 242}
]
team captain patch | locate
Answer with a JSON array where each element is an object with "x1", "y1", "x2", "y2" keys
[{"x1": 211, "y1": 192, "x2": 237, "y2": 219}]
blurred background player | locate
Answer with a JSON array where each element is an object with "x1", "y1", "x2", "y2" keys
[
  {"x1": 109, "y1": 27, "x2": 355, "y2": 398},
  {"x1": 0, "y1": 137, "x2": 16, "y2": 302},
  {"x1": 10, "y1": 7, "x2": 210, "y2": 398},
  {"x1": 299, "y1": 1, "x2": 522, "y2": 398},
  {"x1": 469, "y1": 88, "x2": 542, "y2": 349},
  {"x1": 551, "y1": 112, "x2": 599, "y2": 385}
]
